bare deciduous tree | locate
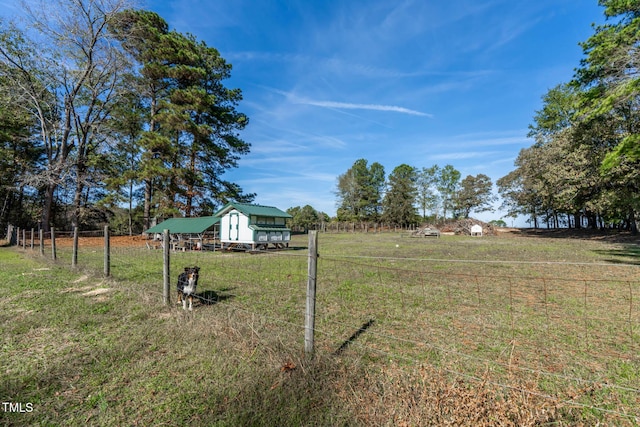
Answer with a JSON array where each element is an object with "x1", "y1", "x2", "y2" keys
[{"x1": 0, "y1": 0, "x2": 133, "y2": 230}]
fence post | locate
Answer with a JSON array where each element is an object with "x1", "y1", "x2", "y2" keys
[
  {"x1": 51, "y1": 227, "x2": 57, "y2": 260},
  {"x1": 72, "y1": 227, "x2": 79, "y2": 268},
  {"x1": 39, "y1": 229, "x2": 44, "y2": 256},
  {"x1": 305, "y1": 230, "x2": 318, "y2": 357},
  {"x1": 30, "y1": 228, "x2": 34, "y2": 250},
  {"x1": 22, "y1": 229, "x2": 26, "y2": 250},
  {"x1": 16, "y1": 227, "x2": 20, "y2": 247},
  {"x1": 163, "y1": 229, "x2": 170, "y2": 305},
  {"x1": 104, "y1": 225, "x2": 110, "y2": 277}
]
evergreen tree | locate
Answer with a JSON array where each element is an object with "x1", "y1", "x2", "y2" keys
[
  {"x1": 109, "y1": 9, "x2": 253, "y2": 227},
  {"x1": 336, "y1": 159, "x2": 384, "y2": 222},
  {"x1": 382, "y1": 164, "x2": 417, "y2": 226}
]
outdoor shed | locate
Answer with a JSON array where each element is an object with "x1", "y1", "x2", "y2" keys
[
  {"x1": 144, "y1": 216, "x2": 220, "y2": 250},
  {"x1": 471, "y1": 224, "x2": 483, "y2": 236},
  {"x1": 213, "y1": 202, "x2": 292, "y2": 250}
]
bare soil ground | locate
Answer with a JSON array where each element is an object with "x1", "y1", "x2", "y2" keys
[{"x1": 43, "y1": 234, "x2": 150, "y2": 248}]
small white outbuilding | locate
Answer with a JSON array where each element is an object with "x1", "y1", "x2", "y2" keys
[
  {"x1": 213, "y1": 202, "x2": 292, "y2": 250},
  {"x1": 471, "y1": 224, "x2": 483, "y2": 236}
]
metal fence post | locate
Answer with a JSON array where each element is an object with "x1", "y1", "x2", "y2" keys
[{"x1": 305, "y1": 231, "x2": 318, "y2": 357}]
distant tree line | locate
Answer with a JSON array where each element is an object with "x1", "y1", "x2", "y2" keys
[
  {"x1": 497, "y1": 1, "x2": 640, "y2": 231},
  {"x1": 0, "y1": 0, "x2": 253, "y2": 235},
  {"x1": 286, "y1": 205, "x2": 330, "y2": 232},
  {"x1": 333, "y1": 159, "x2": 495, "y2": 227}
]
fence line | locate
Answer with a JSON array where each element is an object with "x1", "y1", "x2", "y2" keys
[
  {"x1": 121, "y1": 274, "x2": 640, "y2": 424},
  {"x1": 6, "y1": 226, "x2": 640, "y2": 422}
]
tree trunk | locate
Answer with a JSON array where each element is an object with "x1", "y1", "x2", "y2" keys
[
  {"x1": 144, "y1": 178, "x2": 152, "y2": 231},
  {"x1": 71, "y1": 160, "x2": 87, "y2": 230},
  {"x1": 629, "y1": 209, "x2": 638, "y2": 234},
  {"x1": 41, "y1": 183, "x2": 56, "y2": 232}
]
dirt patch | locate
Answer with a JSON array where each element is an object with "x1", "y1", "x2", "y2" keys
[
  {"x1": 62, "y1": 285, "x2": 112, "y2": 303},
  {"x1": 82, "y1": 288, "x2": 111, "y2": 297},
  {"x1": 73, "y1": 275, "x2": 90, "y2": 283},
  {"x1": 43, "y1": 234, "x2": 150, "y2": 248}
]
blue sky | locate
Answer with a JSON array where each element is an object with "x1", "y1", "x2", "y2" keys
[
  {"x1": 145, "y1": 0, "x2": 605, "y2": 225},
  {"x1": 5, "y1": 1, "x2": 607, "y2": 225}
]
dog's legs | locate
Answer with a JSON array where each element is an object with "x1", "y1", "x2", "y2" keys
[
  {"x1": 188, "y1": 295, "x2": 193, "y2": 311},
  {"x1": 182, "y1": 296, "x2": 187, "y2": 310},
  {"x1": 177, "y1": 291, "x2": 182, "y2": 304}
]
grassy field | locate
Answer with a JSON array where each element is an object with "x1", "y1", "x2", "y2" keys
[{"x1": 1, "y1": 230, "x2": 639, "y2": 425}]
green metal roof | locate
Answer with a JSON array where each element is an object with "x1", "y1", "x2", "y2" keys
[
  {"x1": 213, "y1": 202, "x2": 292, "y2": 219},
  {"x1": 144, "y1": 216, "x2": 220, "y2": 234}
]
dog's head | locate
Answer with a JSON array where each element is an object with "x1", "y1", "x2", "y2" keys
[{"x1": 183, "y1": 266, "x2": 200, "y2": 285}]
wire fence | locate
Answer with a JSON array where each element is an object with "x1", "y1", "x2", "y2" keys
[{"x1": 8, "y1": 226, "x2": 640, "y2": 423}]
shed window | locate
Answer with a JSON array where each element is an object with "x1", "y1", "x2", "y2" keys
[{"x1": 255, "y1": 216, "x2": 276, "y2": 225}]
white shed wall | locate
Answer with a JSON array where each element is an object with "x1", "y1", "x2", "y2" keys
[{"x1": 219, "y1": 210, "x2": 253, "y2": 244}]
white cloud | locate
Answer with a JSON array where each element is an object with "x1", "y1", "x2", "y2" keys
[{"x1": 299, "y1": 99, "x2": 433, "y2": 117}]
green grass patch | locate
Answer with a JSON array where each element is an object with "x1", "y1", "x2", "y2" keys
[{"x1": 2, "y1": 232, "x2": 639, "y2": 425}]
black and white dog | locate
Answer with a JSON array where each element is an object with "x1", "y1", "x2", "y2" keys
[{"x1": 177, "y1": 266, "x2": 200, "y2": 311}]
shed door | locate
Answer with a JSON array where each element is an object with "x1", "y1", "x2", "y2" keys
[{"x1": 229, "y1": 213, "x2": 239, "y2": 241}]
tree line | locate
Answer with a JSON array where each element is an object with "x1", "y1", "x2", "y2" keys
[
  {"x1": 332, "y1": 159, "x2": 495, "y2": 227},
  {"x1": 497, "y1": 1, "x2": 640, "y2": 231},
  {"x1": 0, "y1": 0, "x2": 253, "y2": 234}
]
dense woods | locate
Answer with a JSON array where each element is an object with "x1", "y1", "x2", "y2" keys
[
  {"x1": 498, "y1": 1, "x2": 640, "y2": 231},
  {"x1": 2, "y1": 0, "x2": 640, "y2": 234},
  {"x1": 0, "y1": 0, "x2": 252, "y2": 234}
]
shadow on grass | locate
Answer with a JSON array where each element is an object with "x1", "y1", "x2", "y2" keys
[
  {"x1": 515, "y1": 228, "x2": 640, "y2": 244},
  {"x1": 334, "y1": 319, "x2": 375, "y2": 355},
  {"x1": 593, "y1": 245, "x2": 640, "y2": 265},
  {"x1": 194, "y1": 288, "x2": 235, "y2": 306}
]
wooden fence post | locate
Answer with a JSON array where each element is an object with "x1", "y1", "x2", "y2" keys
[
  {"x1": 72, "y1": 227, "x2": 79, "y2": 268},
  {"x1": 30, "y1": 228, "x2": 34, "y2": 250},
  {"x1": 163, "y1": 229, "x2": 170, "y2": 305},
  {"x1": 104, "y1": 225, "x2": 110, "y2": 277},
  {"x1": 22, "y1": 229, "x2": 26, "y2": 250},
  {"x1": 39, "y1": 229, "x2": 44, "y2": 256},
  {"x1": 51, "y1": 227, "x2": 57, "y2": 260},
  {"x1": 305, "y1": 230, "x2": 318, "y2": 357}
]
